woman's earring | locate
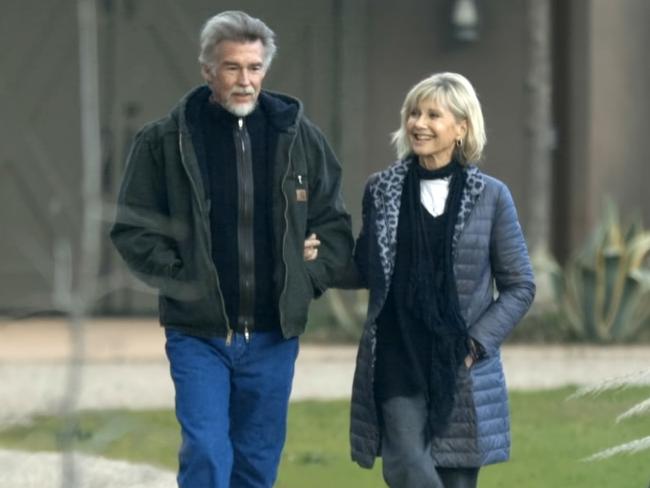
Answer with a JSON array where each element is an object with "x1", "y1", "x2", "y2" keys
[{"x1": 456, "y1": 139, "x2": 462, "y2": 148}]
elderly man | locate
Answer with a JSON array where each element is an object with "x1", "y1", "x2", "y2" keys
[{"x1": 110, "y1": 10, "x2": 352, "y2": 488}]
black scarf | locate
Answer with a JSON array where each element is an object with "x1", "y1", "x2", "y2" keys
[{"x1": 392, "y1": 157, "x2": 469, "y2": 437}]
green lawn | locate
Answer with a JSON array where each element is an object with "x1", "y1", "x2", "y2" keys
[{"x1": 0, "y1": 387, "x2": 649, "y2": 487}]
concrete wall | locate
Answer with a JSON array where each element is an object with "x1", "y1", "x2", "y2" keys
[
  {"x1": 0, "y1": 1, "x2": 83, "y2": 312},
  {"x1": 554, "y1": 0, "x2": 650, "y2": 257}
]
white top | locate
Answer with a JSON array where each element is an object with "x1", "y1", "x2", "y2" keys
[{"x1": 420, "y1": 178, "x2": 451, "y2": 217}]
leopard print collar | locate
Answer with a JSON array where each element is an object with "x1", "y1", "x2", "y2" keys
[{"x1": 369, "y1": 158, "x2": 485, "y2": 292}]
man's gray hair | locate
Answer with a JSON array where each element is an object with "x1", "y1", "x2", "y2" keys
[{"x1": 198, "y1": 11, "x2": 277, "y2": 70}]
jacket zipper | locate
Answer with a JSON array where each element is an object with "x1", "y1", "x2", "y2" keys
[
  {"x1": 235, "y1": 117, "x2": 254, "y2": 343},
  {"x1": 278, "y1": 131, "x2": 299, "y2": 332},
  {"x1": 178, "y1": 131, "x2": 233, "y2": 342}
]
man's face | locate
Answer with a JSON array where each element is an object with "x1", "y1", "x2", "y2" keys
[{"x1": 202, "y1": 39, "x2": 267, "y2": 117}]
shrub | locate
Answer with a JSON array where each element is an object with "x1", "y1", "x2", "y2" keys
[{"x1": 555, "y1": 202, "x2": 650, "y2": 342}]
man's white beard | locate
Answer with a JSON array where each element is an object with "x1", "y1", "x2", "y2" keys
[
  {"x1": 223, "y1": 87, "x2": 257, "y2": 117},
  {"x1": 224, "y1": 99, "x2": 256, "y2": 117}
]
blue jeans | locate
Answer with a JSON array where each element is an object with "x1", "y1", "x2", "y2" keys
[{"x1": 165, "y1": 328, "x2": 299, "y2": 488}]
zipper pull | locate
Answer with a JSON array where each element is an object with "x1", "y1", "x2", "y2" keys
[
  {"x1": 244, "y1": 326, "x2": 250, "y2": 343},
  {"x1": 298, "y1": 174, "x2": 303, "y2": 185},
  {"x1": 237, "y1": 118, "x2": 245, "y2": 152},
  {"x1": 226, "y1": 329, "x2": 233, "y2": 346}
]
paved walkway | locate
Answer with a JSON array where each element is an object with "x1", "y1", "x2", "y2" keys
[
  {"x1": 0, "y1": 318, "x2": 648, "y2": 487},
  {"x1": 0, "y1": 449, "x2": 176, "y2": 488},
  {"x1": 2, "y1": 318, "x2": 650, "y2": 423}
]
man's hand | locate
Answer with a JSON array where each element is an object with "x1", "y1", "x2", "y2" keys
[{"x1": 303, "y1": 233, "x2": 320, "y2": 261}]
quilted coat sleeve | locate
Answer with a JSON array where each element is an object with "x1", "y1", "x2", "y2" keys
[{"x1": 467, "y1": 182, "x2": 536, "y2": 356}]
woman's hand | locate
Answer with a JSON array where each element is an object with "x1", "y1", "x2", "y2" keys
[
  {"x1": 464, "y1": 338, "x2": 485, "y2": 369},
  {"x1": 303, "y1": 233, "x2": 321, "y2": 261},
  {"x1": 464, "y1": 355, "x2": 474, "y2": 369}
]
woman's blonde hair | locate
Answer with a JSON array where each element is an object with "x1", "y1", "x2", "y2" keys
[{"x1": 391, "y1": 72, "x2": 486, "y2": 164}]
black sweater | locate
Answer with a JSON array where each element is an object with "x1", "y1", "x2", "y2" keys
[{"x1": 199, "y1": 99, "x2": 279, "y2": 332}]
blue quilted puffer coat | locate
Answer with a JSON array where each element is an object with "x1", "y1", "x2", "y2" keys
[{"x1": 349, "y1": 159, "x2": 535, "y2": 469}]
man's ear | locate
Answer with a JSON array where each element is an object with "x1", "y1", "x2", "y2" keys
[{"x1": 201, "y1": 64, "x2": 212, "y2": 83}]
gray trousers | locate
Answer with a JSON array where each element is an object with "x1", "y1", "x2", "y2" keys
[{"x1": 380, "y1": 395, "x2": 479, "y2": 488}]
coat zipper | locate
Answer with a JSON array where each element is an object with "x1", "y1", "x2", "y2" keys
[
  {"x1": 236, "y1": 117, "x2": 254, "y2": 344},
  {"x1": 278, "y1": 130, "x2": 298, "y2": 333}
]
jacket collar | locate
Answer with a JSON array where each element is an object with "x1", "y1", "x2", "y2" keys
[
  {"x1": 258, "y1": 90, "x2": 301, "y2": 131},
  {"x1": 170, "y1": 85, "x2": 304, "y2": 207},
  {"x1": 173, "y1": 85, "x2": 302, "y2": 136},
  {"x1": 453, "y1": 164, "x2": 484, "y2": 251}
]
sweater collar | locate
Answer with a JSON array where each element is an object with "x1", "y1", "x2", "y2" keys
[
  {"x1": 203, "y1": 94, "x2": 265, "y2": 128},
  {"x1": 176, "y1": 85, "x2": 301, "y2": 136}
]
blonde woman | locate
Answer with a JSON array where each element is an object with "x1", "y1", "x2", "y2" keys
[{"x1": 309, "y1": 72, "x2": 535, "y2": 487}]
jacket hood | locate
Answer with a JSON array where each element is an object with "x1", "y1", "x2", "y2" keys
[{"x1": 171, "y1": 85, "x2": 302, "y2": 136}]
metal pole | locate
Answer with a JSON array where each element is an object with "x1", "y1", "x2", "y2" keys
[
  {"x1": 526, "y1": 0, "x2": 554, "y2": 254},
  {"x1": 60, "y1": 0, "x2": 103, "y2": 485}
]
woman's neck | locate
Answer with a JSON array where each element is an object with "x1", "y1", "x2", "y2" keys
[{"x1": 418, "y1": 155, "x2": 452, "y2": 170}]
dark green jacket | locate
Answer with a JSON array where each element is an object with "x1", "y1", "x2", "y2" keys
[{"x1": 110, "y1": 86, "x2": 353, "y2": 338}]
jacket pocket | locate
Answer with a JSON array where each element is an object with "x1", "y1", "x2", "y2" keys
[
  {"x1": 283, "y1": 172, "x2": 309, "y2": 239},
  {"x1": 293, "y1": 172, "x2": 309, "y2": 204}
]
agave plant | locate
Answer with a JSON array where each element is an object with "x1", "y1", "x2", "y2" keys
[{"x1": 559, "y1": 201, "x2": 650, "y2": 342}]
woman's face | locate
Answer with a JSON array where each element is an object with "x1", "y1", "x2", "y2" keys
[{"x1": 406, "y1": 97, "x2": 467, "y2": 168}]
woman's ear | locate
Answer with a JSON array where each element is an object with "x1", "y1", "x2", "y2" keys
[{"x1": 458, "y1": 119, "x2": 468, "y2": 139}]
